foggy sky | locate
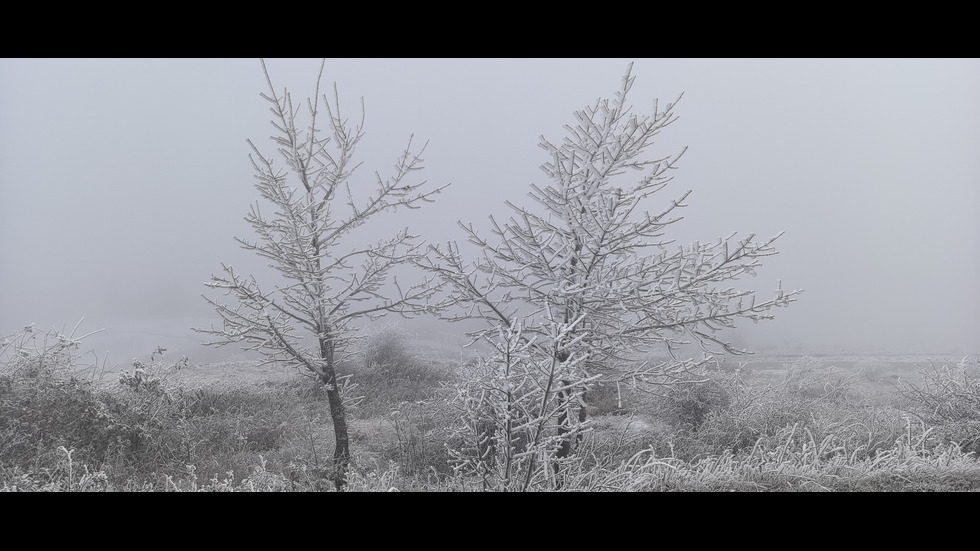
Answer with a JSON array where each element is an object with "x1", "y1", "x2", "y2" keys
[{"x1": 1, "y1": 58, "x2": 978, "y2": 364}]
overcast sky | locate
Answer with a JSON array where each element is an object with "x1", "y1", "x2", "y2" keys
[{"x1": 1, "y1": 58, "x2": 978, "y2": 364}]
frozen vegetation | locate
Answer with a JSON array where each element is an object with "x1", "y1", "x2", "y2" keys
[
  {"x1": 2, "y1": 323, "x2": 980, "y2": 492},
  {"x1": 3, "y1": 60, "x2": 976, "y2": 492}
]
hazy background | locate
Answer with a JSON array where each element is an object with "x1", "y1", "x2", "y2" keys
[{"x1": 2, "y1": 58, "x2": 977, "y2": 365}]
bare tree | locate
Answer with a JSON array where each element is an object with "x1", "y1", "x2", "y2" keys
[
  {"x1": 420, "y1": 62, "x2": 801, "y2": 487},
  {"x1": 196, "y1": 59, "x2": 447, "y2": 489}
]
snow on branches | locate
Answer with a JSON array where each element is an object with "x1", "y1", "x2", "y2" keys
[{"x1": 421, "y1": 62, "x2": 801, "y2": 381}]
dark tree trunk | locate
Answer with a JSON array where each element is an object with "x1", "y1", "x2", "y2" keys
[
  {"x1": 319, "y1": 335, "x2": 349, "y2": 490},
  {"x1": 320, "y1": 368, "x2": 350, "y2": 491}
]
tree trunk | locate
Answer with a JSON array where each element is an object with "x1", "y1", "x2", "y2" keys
[
  {"x1": 552, "y1": 398, "x2": 587, "y2": 489},
  {"x1": 320, "y1": 368, "x2": 350, "y2": 491},
  {"x1": 319, "y1": 335, "x2": 349, "y2": 491},
  {"x1": 553, "y1": 389, "x2": 572, "y2": 488},
  {"x1": 552, "y1": 349, "x2": 588, "y2": 488}
]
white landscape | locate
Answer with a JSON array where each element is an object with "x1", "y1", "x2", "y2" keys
[{"x1": 1, "y1": 58, "x2": 977, "y2": 492}]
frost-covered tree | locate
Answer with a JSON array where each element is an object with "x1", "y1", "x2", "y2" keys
[
  {"x1": 197, "y1": 60, "x2": 447, "y2": 489},
  {"x1": 420, "y1": 63, "x2": 801, "y2": 484}
]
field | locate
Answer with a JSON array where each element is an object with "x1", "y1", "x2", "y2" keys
[{"x1": 2, "y1": 323, "x2": 979, "y2": 492}]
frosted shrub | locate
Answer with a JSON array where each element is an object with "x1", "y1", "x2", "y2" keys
[
  {"x1": 898, "y1": 356, "x2": 980, "y2": 454},
  {"x1": 447, "y1": 313, "x2": 599, "y2": 491},
  {"x1": 0, "y1": 322, "x2": 115, "y2": 475}
]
